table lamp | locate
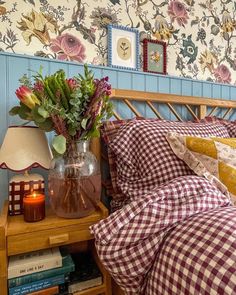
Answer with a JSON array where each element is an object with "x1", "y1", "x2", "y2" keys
[{"x1": 0, "y1": 126, "x2": 53, "y2": 215}]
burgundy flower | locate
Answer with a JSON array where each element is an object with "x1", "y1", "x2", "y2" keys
[
  {"x1": 50, "y1": 33, "x2": 86, "y2": 62},
  {"x1": 168, "y1": 1, "x2": 189, "y2": 26},
  {"x1": 214, "y1": 64, "x2": 232, "y2": 84},
  {"x1": 33, "y1": 81, "x2": 44, "y2": 93}
]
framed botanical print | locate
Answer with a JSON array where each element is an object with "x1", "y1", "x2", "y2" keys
[
  {"x1": 143, "y1": 39, "x2": 167, "y2": 75},
  {"x1": 108, "y1": 24, "x2": 140, "y2": 71}
]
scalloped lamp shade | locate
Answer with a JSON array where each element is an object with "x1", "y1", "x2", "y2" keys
[
  {"x1": 0, "y1": 126, "x2": 53, "y2": 216},
  {"x1": 0, "y1": 126, "x2": 52, "y2": 171}
]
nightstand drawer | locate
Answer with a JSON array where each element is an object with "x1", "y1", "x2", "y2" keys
[{"x1": 7, "y1": 224, "x2": 94, "y2": 255}]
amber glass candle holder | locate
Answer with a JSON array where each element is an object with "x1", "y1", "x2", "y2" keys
[{"x1": 23, "y1": 193, "x2": 45, "y2": 222}]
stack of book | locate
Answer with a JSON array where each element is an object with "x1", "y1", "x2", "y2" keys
[{"x1": 8, "y1": 247, "x2": 75, "y2": 295}]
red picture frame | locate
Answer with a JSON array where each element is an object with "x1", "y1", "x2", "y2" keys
[{"x1": 143, "y1": 39, "x2": 167, "y2": 75}]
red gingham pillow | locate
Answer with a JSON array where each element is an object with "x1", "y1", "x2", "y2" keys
[
  {"x1": 196, "y1": 116, "x2": 236, "y2": 137},
  {"x1": 109, "y1": 119, "x2": 230, "y2": 201},
  {"x1": 101, "y1": 118, "x2": 143, "y2": 204}
]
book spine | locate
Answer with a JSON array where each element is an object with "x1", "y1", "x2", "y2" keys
[
  {"x1": 9, "y1": 274, "x2": 66, "y2": 295},
  {"x1": 8, "y1": 260, "x2": 74, "y2": 287},
  {"x1": 8, "y1": 257, "x2": 62, "y2": 279},
  {"x1": 27, "y1": 285, "x2": 59, "y2": 295}
]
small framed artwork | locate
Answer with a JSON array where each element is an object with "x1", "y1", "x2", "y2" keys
[
  {"x1": 143, "y1": 39, "x2": 167, "y2": 75},
  {"x1": 108, "y1": 24, "x2": 139, "y2": 71}
]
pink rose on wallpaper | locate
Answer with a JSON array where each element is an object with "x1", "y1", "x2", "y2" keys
[
  {"x1": 50, "y1": 34, "x2": 86, "y2": 62},
  {"x1": 214, "y1": 64, "x2": 232, "y2": 84},
  {"x1": 168, "y1": 1, "x2": 189, "y2": 26}
]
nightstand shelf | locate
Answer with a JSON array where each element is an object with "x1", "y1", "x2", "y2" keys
[{"x1": 0, "y1": 200, "x2": 112, "y2": 295}]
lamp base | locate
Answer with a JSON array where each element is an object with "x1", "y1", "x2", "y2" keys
[{"x1": 9, "y1": 173, "x2": 45, "y2": 216}]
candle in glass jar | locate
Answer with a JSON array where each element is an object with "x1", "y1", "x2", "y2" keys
[{"x1": 23, "y1": 192, "x2": 45, "y2": 222}]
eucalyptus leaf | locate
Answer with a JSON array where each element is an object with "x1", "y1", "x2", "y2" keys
[
  {"x1": 81, "y1": 117, "x2": 89, "y2": 129},
  {"x1": 38, "y1": 106, "x2": 49, "y2": 118},
  {"x1": 32, "y1": 107, "x2": 46, "y2": 123},
  {"x1": 35, "y1": 119, "x2": 53, "y2": 132},
  {"x1": 18, "y1": 105, "x2": 32, "y2": 120},
  {"x1": 9, "y1": 106, "x2": 20, "y2": 116},
  {"x1": 52, "y1": 135, "x2": 66, "y2": 154}
]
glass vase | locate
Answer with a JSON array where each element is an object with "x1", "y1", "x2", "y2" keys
[{"x1": 48, "y1": 140, "x2": 101, "y2": 218}]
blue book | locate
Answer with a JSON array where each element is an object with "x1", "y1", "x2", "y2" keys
[
  {"x1": 8, "y1": 253, "x2": 74, "y2": 288},
  {"x1": 9, "y1": 273, "x2": 69, "y2": 295}
]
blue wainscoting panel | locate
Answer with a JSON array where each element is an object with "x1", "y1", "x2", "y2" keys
[
  {"x1": 231, "y1": 87, "x2": 236, "y2": 100},
  {"x1": 68, "y1": 63, "x2": 83, "y2": 77},
  {"x1": 158, "y1": 76, "x2": 171, "y2": 119},
  {"x1": 181, "y1": 80, "x2": 192, "y2": 96},
  {"x1": 1, "y1": 52, "x2": 236, "y2": 209},
  {"x1": 29, "y1": 58, "x2": 50, "y2": 77},
  {"x1": 117, "y1": 71, "x2": 132, "y2": 89},
  {"x1": 212, "y1": 83, "x2": 222, "y2": 99},
  {"x1": 0, "y1": 54, "x2": 8, "y2": 207},
  {"x1": 170, "y1": 78, "x2": 182, "y2": 120},
  {"x1": 49, "y1": 60, "x2": 69, "y2": 76},
  {"x1": 132, "y1": 72, "x2": 145, "y2": 91},
  {"x1": 221, "y1": 86, "x2": 230, "y2": 100},
  {"x1": 202, "y1": 83, "x2": 212, "y2": 98},
  {"x1": 145, "y1": 75, "x2": 159, "y2": 118},
  {"x1": 132, "y1": 72, "x2": 146, "y2": 116},
  {"x1": 192, "y1": 81, "x2": 203, "y2": 97},
  {"x1": 145, "y1": 75, "x2": 159, "y2": 93},
  {"x1": 102, "y1": 69, "x2": 118, "y2": 89}
]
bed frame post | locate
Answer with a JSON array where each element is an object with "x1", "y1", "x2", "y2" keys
[{"x1": 199, "y1": 105, "x2": 207, "y2": 119}]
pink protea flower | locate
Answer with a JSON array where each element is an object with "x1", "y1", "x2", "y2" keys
[
  {"x1": 168, "y1": 1, "x2": 189, "y2": 26},
  {"x1": 66, "y1": 78, "x2": 78, "y2": 90},
  {"x1": 214, "y1": 64, "x2": 232, "y2": 84},
  {"x1": 15, "y1": 85, "x2": 40, "y2": 109},
  {"x1": 50, "y1": 33, "x2": 86, "y2": 62}
]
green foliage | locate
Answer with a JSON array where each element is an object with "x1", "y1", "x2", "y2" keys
[{"x1": 52, "y1": 135, "x2": 66, "y2": 154}]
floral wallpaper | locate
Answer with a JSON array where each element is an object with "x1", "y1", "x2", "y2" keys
[{"x1": 1, "y1": 0, "x2": 236, "y2": 84}]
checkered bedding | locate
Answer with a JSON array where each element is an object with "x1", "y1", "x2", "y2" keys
[
  {"x1": 196, "y1": 116, "x2": 236, "y2": 137},
  {"x1": 109, "y1": 119, "x2": 229, "y2": 202},
  {"x1": 91, "y1": 176, "x2": 236, "y2": 295}
]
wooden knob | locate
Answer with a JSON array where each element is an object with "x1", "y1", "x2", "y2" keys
[{"x1": 49, "y1": 233, "x2": 69, "y2": 245}]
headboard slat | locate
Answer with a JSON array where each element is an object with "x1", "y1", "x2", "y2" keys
[
  {"x1": 208, "y1": 106, "x2": 218, "y2": 117},
  {"x1": 146, "y1": 101, "x2": 164, "y2": 119},
  {"x1": 167, "y1": 103, "x2": 183, "y2": 121},
  {"x1": 113, "y1": 110, "x2": 122, "y2": 120},
  {"x1": 123, "y1": 99, "x2": 141, "y2": 117},
  {"x1": 185, "y1": 105, "x2": 198, "y2": 120},
  {"x1": 223, "y1": 108, "x2": 233, "y2": 119}
]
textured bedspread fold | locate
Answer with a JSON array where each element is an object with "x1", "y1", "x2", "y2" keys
[{"x1": 90, "y1": 176, "x2": 236, "y2": 295}]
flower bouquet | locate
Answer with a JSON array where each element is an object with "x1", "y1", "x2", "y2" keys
[{"x1": 10, "y1": 65, "x2": 113, "y2": 218}]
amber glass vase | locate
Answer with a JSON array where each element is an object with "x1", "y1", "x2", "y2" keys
[{"x1": 48, "y1": 140, "x2": 101, "y2": 218}]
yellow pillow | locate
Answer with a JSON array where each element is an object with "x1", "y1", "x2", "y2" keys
[{"x1": 166, "y1": 133, "x2": 236, "y2": 204}]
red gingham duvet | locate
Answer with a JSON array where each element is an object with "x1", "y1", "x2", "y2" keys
[{"x1": 90, "y1": 176, "x2": 236, "y2": 295}]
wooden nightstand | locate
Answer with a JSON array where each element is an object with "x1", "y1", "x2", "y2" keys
[{"x1": 0, "y1": 200, "x2": 112, "y2": 295}]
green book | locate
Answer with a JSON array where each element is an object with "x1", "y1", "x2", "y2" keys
[{"x1": 8, "y1": 253, "x2": 74, "y2": 288}]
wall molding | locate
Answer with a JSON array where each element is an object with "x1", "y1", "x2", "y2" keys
[{"x1": 1, "y1": 51, "x2": 236, "y2": 89}]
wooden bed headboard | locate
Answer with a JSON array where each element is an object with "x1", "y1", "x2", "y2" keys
[{"x1": 91, "y1": 88, "x2": 236, "y2": 160}]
